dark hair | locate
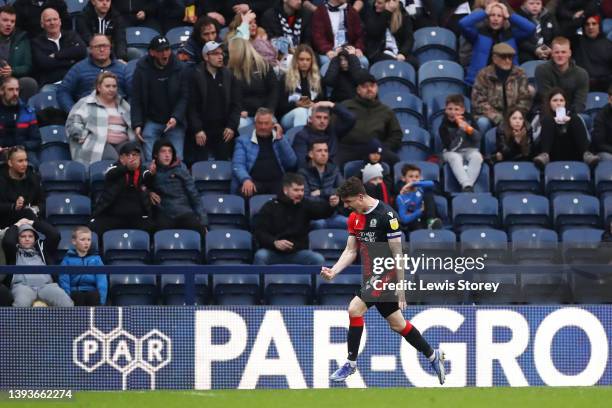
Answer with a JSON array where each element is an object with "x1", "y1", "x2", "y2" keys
[
  {"x1": 308, "y1": 138, "x2": 328, "y2": 151},
  {"x1": 193, "y1": 15, "x2": 218, "y2": 41},
  {"x1": 282, "y1": 173, "x2": 305, "y2": 187},
  {"x1": 544, "y1": 87, "x2": 568, "y2": 117},
  {"x1": 401, "y1": 163, "x2": 421, "y2": 177},
  {"x1": 445, "y1": 94, "x2": 465, "y2": 107},
  {"x1": 0, "y1": 5, "x2": 16, "y2": 15},
  {"x1": 501, "y1": 107, "x2": 530, "y2": 156},
  {"x1": 152, "y1": 139, "x2": 177, "y2": 164},
  {"x1": 336, "y1": 177, "x2": 366, "y2": 199},
  {"x1": 311, "y1": 105, "x2": 331, "y2": 116}
]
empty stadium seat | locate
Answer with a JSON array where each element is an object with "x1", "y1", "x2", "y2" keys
[
  {"x1": 109, "y1": 274, "x2": 158, "y2": 306},
  {"x1": 191, "y1": 161, "x2": 232, "y2": 193},
  {"x1": 309, "y1": 229, "x2": 348, "y2": 266},
  {"x1": 213, "y1": 272, "x2": 260, "y2": 305},
  {"x1": 413, "y1": 27, "x2": 457, "y2": 64},
  {"x1": 264, "y1": 273, "x2": 312, "y2": 305},
  {"x1": 378, "y1": 91, "x2": 425, "y2": 127},
  {"x1": 418, "y1": 60, "x2": 464, "y2": 105},
  {"x1": 552, "y1": 194, "x2": 601, "y2": 231},
  {"x1": 39, "y1": 160, "x2": 87, "y2": 194},
  {"x1": 595, "y1": 160, "x2": 612, "y2": 197},
  {"x1": 585, "y1": 92, "x2": 608, "y2": 118},
  {"x1": 201, "y1": 194, "x2": 246, "y2": 229},
  {"x1": 153, "y1": 229, "x2": 201, "y2": 265},
  {"x1": 205, "y1": 229, "x2": 252, "y2": 264},
  {"x1": 369, "y1": 60, "x2": 417, "y2": 92},
  {"x1": 45, "y1": 194, "x2": 91, "y2": 226},
  {"x1": 102, "y1": 229, "x2": 150, "y2": 265},
  {"x1": 66, "y1": 0, "x2": 87, "y2": 15},
  {"x1": 399, "y1": 126, "x2": 431, "y2": 161},
  {"x1": 494, "y1": 162, "x2": 542, "y2": 195},
  {"x1": 561, "y1": 228, "x2": 605, "y2": 265},
  {"x1": 502, "y1": 194, "x2": 550, "y2": 230},
  {"x1": 443, "y1": 162, "x2": 490, "y2": 194},
  {"x1": 249, "y1": 194, "x2": 275, "y2": 226},
  {"x1": 316, "y1": 272, "x2": 361, "y2": 305},
  {"x1": 39, "y1": 125, "x2": 70, "y2": 163},
  {"x1": 460, "y1": 228, "x2": 507, "y2": 262},
  {"x1": 28, "y1": 91, "x2": 59, "y2": 111},
  {"x1": 166, "y1": 26, "x2": 193, "y2": 49},
  {"x1": 409, "y1": 229, "x2": 456, "y2": 250},
  {"x1": 377, "y1": 79, "x2": 413, "y2": 98},
  {"x1": 511, "y1": 228, "x2": 558, "y2": 264},
  {"x1": 393, "y1": 161, "x2": 440, "y2": 188},
  {"x1": 519, "y1": 60, "x2": 546, "y2": 86},
  {"x1": 544, "y1": 161, "x2": 592, "y2": 196},
  {"x1": 126, "y1": 26, "x2": 160, "y2": 49},
  {"x1": 161, "y1": 274, "x2": 209, "y2": 305},
  {"x1": 452, "y1": 193, "x2": 499, "y2": 231}
]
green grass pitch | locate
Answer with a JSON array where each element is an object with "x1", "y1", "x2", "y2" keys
[{"x1": 4, "y1": 387, "x2": 612, "y2": 408}]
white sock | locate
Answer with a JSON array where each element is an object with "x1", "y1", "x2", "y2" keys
[
  {"x1": 347, "y1": 359, "x2": 357, "y2": 368},
  {"x1": 427, "y1": 350, "x2": 437, "y2": 362}
]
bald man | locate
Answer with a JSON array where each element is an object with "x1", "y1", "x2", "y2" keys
[{"x1": 31, "y1": 8, "x2": 87, "y2": 88}]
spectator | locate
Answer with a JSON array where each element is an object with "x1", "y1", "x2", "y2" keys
[
  {"x1": 312, "y1": 0, "x2": 367, "y2": 67},
  {"x1": 177, "y1": 15, "x2": 220, "y2": 66},
  {"x1": 364, "y1": 0, "x2": 416, "y2": 67},
  {"x1": 440, "y1": 93, "x2": 483, "y2": 192},
  {"x1": 362, "y1": 162, "x2": 391, "y2": 205},
  {"x1": 76, "y1": 0, "x2": 128, "y2": 62},
  {"x1": 185, "y1": 41, "x2": 241, "y2": 164},
  {"x1": 279, "y1": 44, "x2": 322, "y2": 129},
  {"x1": 31, "y1": 8, "x2": 87, "y2": 89},
  {"x1": 227, "y1": 37, "x2": 279, "y2": 128},
  {"x1": 396, "y1": 163, "x2": 441, "y2": 232},
  {"x1": 66, "y1": 71, "x2": 135, "y2": 165},
  {"x1": 592, "y1": 85, "x2": 612, "y2": 161},
  {"x1": 131, "y1": 36, "x2": 187, "y2": 162},
  {"x1": 321, "y1": 48, "x2": 364, "y2": 103},
  {"x1": 58, "y1": 225, "x2": 107, "y2": 306},
  {"x1": 232, "y1": 107, "x2": 297, "y2": 197},
  {"x1": 193, "y1": 0, "x2": 240, "y2": 26},
  {"x1": 298, "y1": 140, "x2": 346, "y2": 229},
  {"x1": 143, "y1": 139, "x2": 207, "y2": 234},
  {"x1": 260, "y1": 0, "x2": 313, "y2": 53},
  {"x1": 357, "y1": 138, "x2": 393, "y2": 184},
  {"x1": 233, "y1": 1, "x2": 277, "y2": 17},
  {"x1": 405, "y1": 0, "x2": 443, "y2": 28},
  {"x1": 14, "y1": 0, "x2": 70, "y2": 39},
  {"x1": 57, "y1": 34, "x2": 128, "y2": 113},
  {"x1": 337, "y1": 72, "x2": 401, "y2": 166},
  {"x1": 292, "y1": 100, "x2": 355, "y2": 168},
  {"x1": 471, "y1": 42, "x2": 532, "y2": 133},
  {"x1": 0, "y1": 146, "x2": 43, "y2": 228},
  {"x1": 572, "y1": 15, "x2": 612, "y2": 92},
  {"x1": 115, "y1": 0, "x2": 160, "y2": 32},
  {"x1": 2, "y1": 217, "x2": 73, "y2": 307},
  {"x1": 534, "y1": 36, "x2": 589, "y2": 113},
  {"x1": 0, "y1": 77, "x2": 40, "y2": 166},
  {"x1": 533, "y1": 88, "x2": 599, "y2": 167},
  {"x1": 159, "y1": 0, "x2": 199, "y2": 33},
  {"x1": 253, "y1": 172, "x2": 334, "y2": 265},
  {"x1": 493, "y1": 107, "x2": 534, "y2": 161},
  {"x1": 459, "y1": 1, "x2": 535, "y2": 86},
  {"x1": 516, "y1": 0, "x2": 558, "y2": 63},
  {"x1": 0, "y1": 272, "x2": 12, "y2": 305},
  {"x1": 90, "y1": 141, "x2": 155, "y2": 236},
  {"x1": 555, "y1": 0, "x2": 598, "y2": 38},
  {"x1": 227, "y1": 11, "x2": 280, "y2": 71},
  {"x1": 0, "y1": 6, "x2": 38, "y2": 101}
]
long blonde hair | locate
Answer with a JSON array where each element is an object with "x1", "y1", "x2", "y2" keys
[
  {"x1": 284, "y1": 44, "x2": 321, "y2": 94},
  {"x1": 227, "y1": 37, "x2": 269, "y2": 85},
  {"x1": 388, "y1": 1, "x2": 403, "y2": 33}
]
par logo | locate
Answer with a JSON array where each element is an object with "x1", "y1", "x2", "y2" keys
[{"x1": 73, "y1": 308, "x2": 172, "y2": 389}]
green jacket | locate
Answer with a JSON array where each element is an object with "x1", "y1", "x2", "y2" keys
[
  {"x1": 1, "y1": 30, "x2": 32, "y2": 78},
  {"x1": 341, "y1": 96, "x2": 402, "y2": 151}
]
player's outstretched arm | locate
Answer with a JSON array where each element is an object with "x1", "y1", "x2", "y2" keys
[{"x1": 320, "y1": 235, "x2": 358, "y2": 280}]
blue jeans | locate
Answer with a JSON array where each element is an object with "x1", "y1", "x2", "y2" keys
[
  {"x1": 476, "y1": 117, "x2": 493, "y2": 134},
  {"x1": 253, "y1": 249, "x2": 325, "y2": 265},
  {"x1": 142, "y1": 121, "x2": 185, "y2": 161},
  {"x1": 281, "y1": 107, "x2": 310, "y2": 130},
  {"x1": 310, "y1": 214, "x2": 348, "y2": 230}
]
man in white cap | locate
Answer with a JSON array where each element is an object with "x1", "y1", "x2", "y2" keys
[{"x1": 185, "y1": 40, "x2": 241, "y2": 164}]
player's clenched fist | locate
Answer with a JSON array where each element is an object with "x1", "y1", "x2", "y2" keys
[{"x1": 320, "y1": 267, "x2": 335, "y2": 281}]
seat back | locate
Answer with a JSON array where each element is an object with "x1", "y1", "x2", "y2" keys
[
  {"x1": 502, "y1": 194, "x2": 550, "y2": 228},
  {"x1": 39, "y1": 160, "x2": 87, "y2": 193},
  {"x1": 494, "y1": 161, "x2": 542, "y2": 195},
  {"x1": 309, "y1": 229, "x2": 348, "y2": 264},
  {"x1": 166, "y1": 26, "x2": 193, "y2": 49},
  {"x1": 205, "y1": 229, "x2": 252, "y2": 264},
  {"x1": 443, "y1": 162, "x2": 490, "y2": 194},
  {"x1": 370, "y1": 60, "x2": 417, "y2": 92},
  {"x1": 102, "y1": 229, "x2": 150, "y2": 264},
  {"x1": 544, "y1": 161, "x2": 591, "y2": 195},
  {"x1": 153, "y1": 229, "x2": 201, "y2": 264},
  {"x1": 201, "y1": 194, "x2": 246, "y2": 228},
  {"x1": 191, "y1": 161, "x2": 232, "y2": 193},
  {"x1": 452, "y1": 193, "x2": 499, "y2": 229},
  {"x1": 45, "y1": 194, "x2": 91, "y2": 226},
  {"x1": 552, "y1": 194, "x2": 601, "y2": 230}
]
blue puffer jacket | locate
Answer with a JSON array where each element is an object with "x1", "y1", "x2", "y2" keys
[
  {"x1": 231, "y1": 131, "x2": 297, "y2": 193},
  {"x1": 459, "y1": 10, "x2": 535, "y2": 86},
  {"x1": 58, "y1": 248, "x2": 107, "y2": 305}
]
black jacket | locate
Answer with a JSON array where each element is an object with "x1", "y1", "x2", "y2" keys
[
  {"x1": 237, "y1": 67, "x2": 279, "y2": 117},
  {"x1": 322, "y1": 53, "x2": 364, "y2": 103},
  {"x1": 259, "y1": 1, "x2": 313, "y2": 46},
  {"x1": 131, "y1": 54, "x2": 188, "y2": 129},
  {"x1": 93, "y1": 162, "x2": 152, "y2": 218},
  {"x1": 495, "y1": 127, "x2": 535, "y2": 161},
  {"x1": 194, "y1": 0, "x2": 240, "y2": 22},
  {"x1": 298, "y1": 163, "x2": 344, "y2": 199},
  {"x1": 187, "y1": 64, "x2": 242, "y2": 134},
  {"x1": 253, "y1": 193, "x2": 335, "y2": 252},
  {"x1": 516, "y1": 7, "x2": 558, "y2": 63},
  {"x1": 572, "y1": 33, "x2": 612, "y2": 86},
  {"x1": 0, "y1": 164, "x2": 44, "y2": 218},
  {"x1": 114, "y1": 0, "x2": 157, "y2": 27},
  {"x1": 76, "y1": 3, "x2": 128, "y2": 61},
  {"x1": 364, "y1": 8, "x2": 414, "y2": 63},
  {"x1": 31, "y1": 30, "x2": 87, "y2": 86},
  {"x1": 14, "y1": 0, "x2": 71, "y2": 38},
  {"x1": 555, "y1": 0, "x2": 599, "y2": 37},
  {"x1": 2, "y1": 219, "x2": 60, "y2": 267},
  {"x1": 593, "y1": 105, "x2": 612, "y2": 155}
]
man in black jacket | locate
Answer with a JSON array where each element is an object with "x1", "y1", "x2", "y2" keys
[
  {"x1": 260, "y1": 0, "x2": 312, "y2": 52},
  {"x1": 253, "y1": 172, "x2": 337, "y2": 265},
  {"x1": 114, "y1": 0, "x2": 160, "y2": 31},
  {"x1": 185, "y1": 40, "x2": 241, "y2": 164},
  {"x1": 131, "y1": 35, "x2": 188, "y2": 161},
  {"x1": 14, "y1": 0, "x2": 70, "y2": 38},
  {"x1": 31, "y1": 8, "x2": 87, "y2": 88},
  {"x1": 76, "y1": 0, "x2": 127, "y2": 61}
]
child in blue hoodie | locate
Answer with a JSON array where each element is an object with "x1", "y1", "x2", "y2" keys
[
  {"x1": 59, "y1": 226, "x2": 107, "y2": 306},
  {"x1": 395, "y1": 164, "x2": 442, "y2": 232}
]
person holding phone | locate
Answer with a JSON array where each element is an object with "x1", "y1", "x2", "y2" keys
[{"x1": 533, "y1": 87, "x2": 599, "y2": 167}]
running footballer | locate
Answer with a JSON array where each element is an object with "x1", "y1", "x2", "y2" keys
[{"x1": 320, "y1": 177, "x2": 446, "y2": 384}]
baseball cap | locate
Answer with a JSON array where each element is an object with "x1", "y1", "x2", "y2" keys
[
  {"x1": 149, "y1": 35, "x2": 171, "y2": 51},
  {"x1": 355, "y1": 71, "x2": 377, "y2": 86},
  {"x1": 119, "y1": 141, "x2": 142, "y2": 155},
  {"x1": 202, "y1": 41, "x2": 222, "y2": 54},
  {"x1": 492, "y1": 43, "x2": 516, "y2": 56}
]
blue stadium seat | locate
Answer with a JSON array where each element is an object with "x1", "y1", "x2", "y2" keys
[
  {"x1": 343, "y1": 160, "x2": 390, "y2": 180},
  {"x1": 153, "y1": 229, "x2": 201, "y2": 265},
  {"x1": 399, "y1": 126, "x2": 431, "y2": 161},
  {"x1": 494, "y1": 162, "x2": 542, "y2": 195},
  {"x1": 316, "y1": 272, "x2": 360, "y2": 305},
  {"x1": 205, "y1": 229, "x2": 252, "y2": 264},
  {"x1": 452, "y1": 193, "x2": 499, "y2": 231},
  {"x1": 552, "y1": 194, "x2": 601, "y2": 231},
  {"x1": 213, "y1": 272, "x2": 260, "y2": 305},
  {"x1": 519, "y1": 60, "x2": 546, "y2": 86},
  {"x1": 39, "y1": 160, "x2": 87, "y2": 194},
  {"x1": 109, "y1": 273, "x2": 158, "y2": 306},
  {"x1": 249, "y1": 194, "x2": 275, "y2": 226},
  {"x1": 45, "y1": 194, "x2": 91, "y2": 226},
  {"x1": 66, "y1": 0, "x2": 87, "y2": 15},
  {"x1": 433, "y1": 195, "x2": 450, "y2": 227},
  {"x1": 102, "y1": 229, "x2": 150, "y2": 265},
  {"x1": 413, "y1": 27, "x2": 457, "y2": 64},
  {"x1": 603, "y1": 18, "x2": 612, "y2": 35},
  {"x1": 126, "y1": 26, "x2": 160, "y2": 49},
  {"x1": 604, "y1": 195, "x2": 612, "y2": 225},
  {"x1": 460, "y1": 228, "x2": 507, "y2": 262},
  {"x1": 377, "y1": 80, "x2": 413, "y2": 99},
  {"x1": 166, "y1": 26, "x2": 193, "y2": 49},
  {"x1": 191, "y1": 160, "x2": 232, "y2": 193},
  {"x1": 482, "y1": 127, "x2": 497, "y2": 157},
  {"x1": 370, "y1": 60, "x2": 417, "y2": 92},
  {"x1": 264, "y1": 273, "x2": 312, "y2": 305},
  {"x1": 39, "y1": 125, "x2": 67, "y2": 144},
  {"x1": 443, "y1": 161, "x2": 490, "y2": 194},
  {"x1": 418, "y1": 60, "x2": 464, "y2": 105},
  {"x1": 544, "y1": 161, "x2": 592, "y2": 196},
  {"x1": 89, "y1": 160, "x2": 114, "y2": 202},
  {"x1": 125, "y1": 58, "x2": 139, "y2": 85},
  {"x1": 502, "y1": 194, "x2": 550, "y2": 230},
  {"x1": 201, "y1": 194, "x2": 246, "y2": 229},
  {"x1": 595, "y1": 161, "x2": 612, "y2": 196},
  {"x1": 393, "y1": 160, "x2": 440, "y2": 187},
  {"x1": 28, "y1": 91, "x2": 59, "y2": 111},
  {"x1": 585, "y1": 92, "x2": 608, "y2": 118},
  {"x1": 309, "y1": 229, "x2": 348, "y2": 266},
  {"x1": 284, "y1": 125, "x2": 303, "y2": 145},
  {"x1": 161, "y1": 274, "x2": 209, "y2": 305},
  {"x1": 57, "y1": 226, "x2": 99, "y2": 261},
  {"x1": 511, "y1": 228, "x2": 558, "y2": 264},
  {"x1": 409, "y1": 229, "x2": 456, "y2": 250},
  {"x1": 378, "y1": 90, "x2": 424, "y2": 127},
  {"x1": 39, "y1": 125, "x2": 70, "y2": 163},
  {"x1": 561, "y1": 227, "x2": 605, "y2": 265}
]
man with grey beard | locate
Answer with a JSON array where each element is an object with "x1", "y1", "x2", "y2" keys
[{"x1": 0, "y1": 76, "x2": 40, "y2": 165}]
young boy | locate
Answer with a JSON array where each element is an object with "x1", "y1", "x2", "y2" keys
[
  {"x1": 59, "y1": 226, "x2": 107, "y2": 306},
  {"x1": 362, "y1": 163, "x2": 392, "y2": 205},
  {"x1": 439, "y1": 94, "x2": 483, "y2": 192},
  {"x1": 396, "y1": 164, "x2": 442, "y2": 231}
]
